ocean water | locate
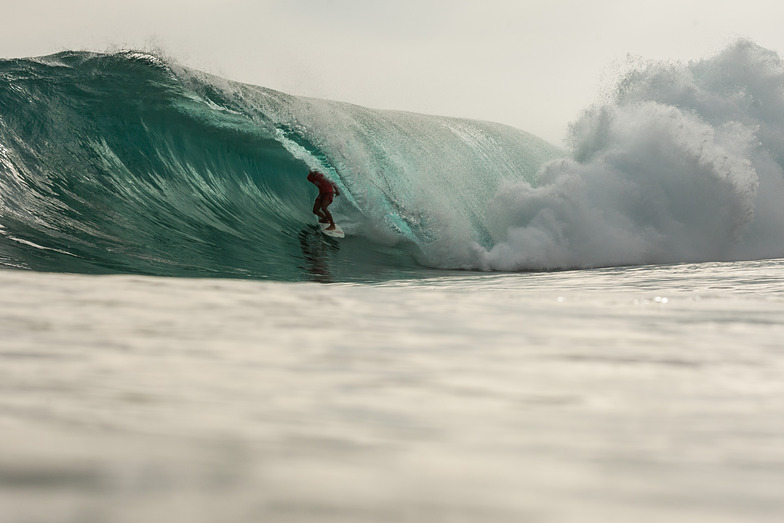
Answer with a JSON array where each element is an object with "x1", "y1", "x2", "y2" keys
[
  {"x1": 2, "y1": 40, "x2": 784, "y2": 522},
  {"x1": 2, "y1": 261, "x2": 784, "y2": 523}
]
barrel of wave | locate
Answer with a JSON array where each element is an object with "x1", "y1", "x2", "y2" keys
[{"x1": 267, "y1": 96, "x2": 567, "y2": 267}]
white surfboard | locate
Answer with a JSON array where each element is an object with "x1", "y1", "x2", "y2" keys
[{"x1": 318, "y1": 221, "x2": 345, "y2": 238}]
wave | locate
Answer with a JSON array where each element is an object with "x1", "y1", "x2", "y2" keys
[
  {"x1": 0, "y1": 50, "x2": 561, "y2": 281},
  {"x1": 2, "y1": 41, "x2": 784, "y2": 282}
]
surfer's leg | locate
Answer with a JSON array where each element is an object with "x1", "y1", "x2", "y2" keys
[
  {"x1": 318, "y1": 193, "x2": 336, "y2": 229},
  {"x1": 320, "y1": 198, "x2": 336, "y2": 229},
  {"x1": 322, "y1": 205, "x2": 335, "y2": 229},
  {"x1": 313, "y1": 196, "x2": 328, "y2": 221}
]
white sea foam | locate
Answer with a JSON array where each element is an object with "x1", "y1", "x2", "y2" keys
[{"x1": 470, "y1": 40, "x2": 784, "y2": 271}]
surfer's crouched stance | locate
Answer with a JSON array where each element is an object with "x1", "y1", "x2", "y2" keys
[{"x1": 307, "y1": 170, "x2": 340, "y2": 230}]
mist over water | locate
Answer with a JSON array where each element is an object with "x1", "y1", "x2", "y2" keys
[{"x1": 471, "y1": 40, "x2": 784, "y2": 271}]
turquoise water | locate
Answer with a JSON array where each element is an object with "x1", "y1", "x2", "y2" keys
[{"x1": 0, "y1": 50, "x2": 561, "y2": 281}]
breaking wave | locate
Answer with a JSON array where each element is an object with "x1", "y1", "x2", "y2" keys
[{"x1": 2, "y1": 41, "x2": 784, "y2": 282}]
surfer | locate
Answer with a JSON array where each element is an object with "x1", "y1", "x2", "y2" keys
[{"x1": 307, "y1": 169, "x2": 340, "y2": 230}]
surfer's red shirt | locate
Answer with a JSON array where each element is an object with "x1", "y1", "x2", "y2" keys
[{"x1": 307, "y1": 171, "x2": 335, "y2": 194}]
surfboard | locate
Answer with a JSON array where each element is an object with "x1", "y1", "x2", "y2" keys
[{"x1": 318, "y1": 221, "x2": 345, "y2": 238}]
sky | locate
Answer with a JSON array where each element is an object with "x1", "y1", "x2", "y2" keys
[{"x1": 4, "y1": 0, "x2": 784, "y2": 144}]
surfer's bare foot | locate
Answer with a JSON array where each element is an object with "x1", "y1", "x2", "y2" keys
[{"x1": 326, "y1": 224, "x2": 336, "y2": 230}]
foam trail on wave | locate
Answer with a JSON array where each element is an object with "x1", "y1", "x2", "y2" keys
[{"x1": 470, "y1": 40, "x2": 784, "y2": 271}]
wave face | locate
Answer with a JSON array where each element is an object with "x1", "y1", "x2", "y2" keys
[
  {"x1": 0, "y1": 51, "x2": 561, "y2": 281},
  {"x1": 3, "y1": 42, "x2": 784, "y2": 282}
]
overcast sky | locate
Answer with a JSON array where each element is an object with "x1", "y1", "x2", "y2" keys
[{"x1": 4, "y1": 0, "x2": 784, "y2": 144}]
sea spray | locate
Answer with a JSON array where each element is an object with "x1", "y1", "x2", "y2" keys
[{"x1": 470, "y1": 40, "x2": 784, "y2": 271}]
